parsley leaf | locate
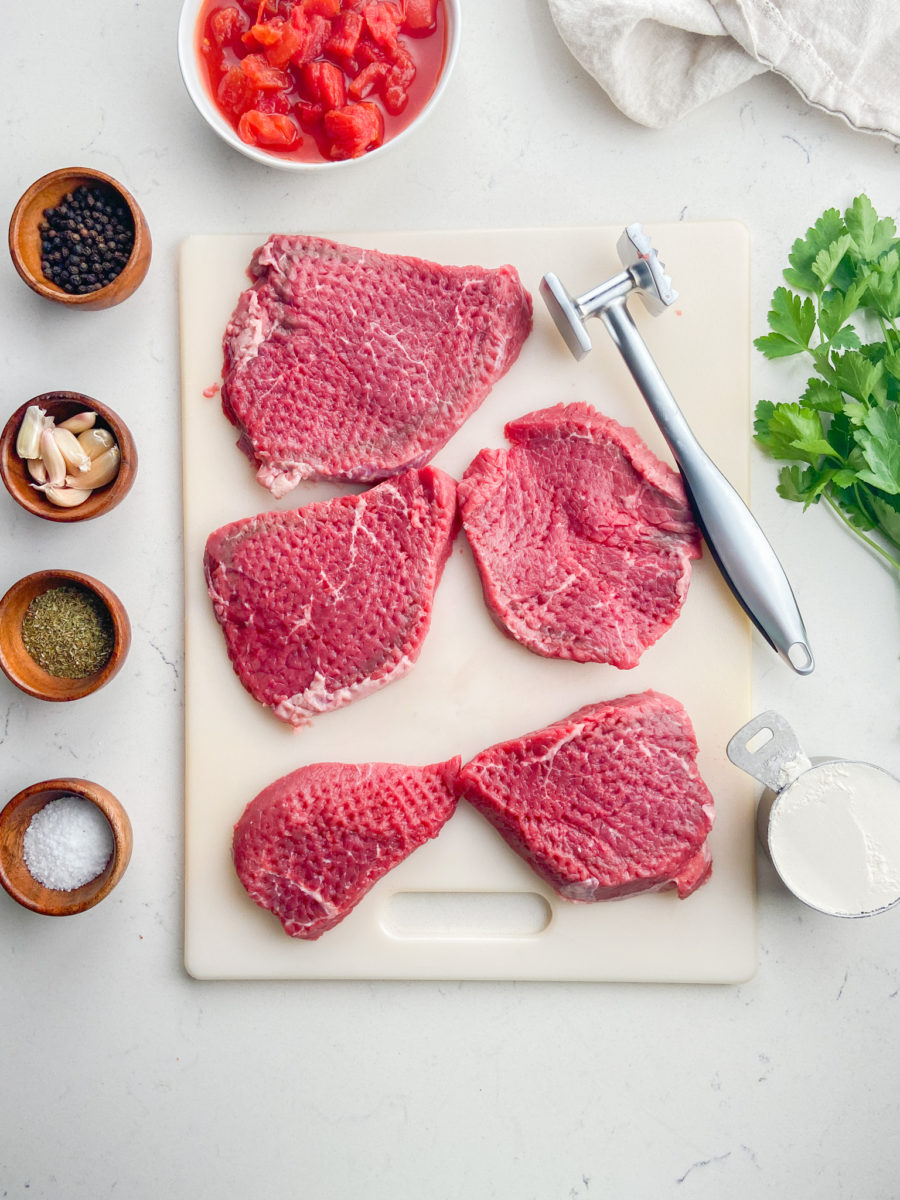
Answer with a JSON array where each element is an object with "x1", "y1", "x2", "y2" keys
[
  {"x1": 754, "y1": 401, "x2": 827, "y2": 463},
  {"x1": 868, "y1": 493, "x2": 900, "y2": 549},
  {"x1": 866, "y1": 249, "x2": 900, "y2": 319},
  {"x1": 776, "y1": 464, "x2": 819, "y2": 504},
  {"x1": 812, "y1": 234, "x2": 854, "y2": 290},
  {"x1": 845, "y1": 194, "x2": 896, "y2": 260},
  {"x1": 831, "y1": 349, "x2": 886, "y2": 405},
  {"x1": 818, "y1": 278, "x2": 867, "y2": 341},
  {"x1": 855, "y1": 407, "x2": 900, "y2": 494},
  {"x1": 801, "y1": 378, "x2": 844, "y2": 413},
  {"x1": 783, "y1": 208, "x2": 846, "y2": 292},
  {"x1": 754, "y1": 288, "x2": 816, "y2": 358},
  {"x1": 755, "y1": 195, "x2": 900, "y2": 573}
]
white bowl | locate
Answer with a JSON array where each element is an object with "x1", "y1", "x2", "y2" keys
[{"x1": 177, "y1": 0, "x2": 460, "y2": 171}]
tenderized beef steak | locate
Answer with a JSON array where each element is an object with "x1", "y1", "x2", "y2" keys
[
  {"x1": 457, "y1": 403, "x2": 702, "y2": 668},
  {"x1": 459, "y1": 691, "x2": 714, "y2": 901},
  {"x1": 221, "y1": 234, "x2": 533, "y2": 497},
  {"x1": 233, "y1": 758, "x2": 462, "y2": 939},
  {"x1": 204, "y1": 466, "x2": 458, "y2": 729}
]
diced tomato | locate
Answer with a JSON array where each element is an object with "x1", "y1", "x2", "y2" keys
[
  {"x1": 237, "y1": 109, "x2": 301, "y2": 146},
  {"x1": 381, "y1": 41, "x2": 414, "y2": 111},
  {"x1": 243, "y1": 16, "x2": 284, "y2": 46},
  {"x1": 382, "y1": 74, "x2": 409, "y2": 113},
  {"x1": 382, "y1": 84, "x2": 406, "y2": 113},
  {"x1": 264, "y1": 18, "x2": 304, "y2": 66},
  {"x1": 241, "y1": 53, "x2": 290, "y2": 89},
  {"x1": 325, "y1": 10, "x2": 364, "y2": 59},
  {"x1": 326, "y1": 53, "x2": 357, "y2": 79},
  {"x1": 296, "y1": 99, "x2": 324, "y2": 126},
  {"x1": 402, "y1": 0, "x2": 437, "y2": 31},
  {"x1": 354, "y1": 37, "x2": 384, "y2": 69},
  {"x1": 364, "y1": 3, "x2": 403, "y2": 49},
  {"x1": 198, "y1": 0, "x2": 445, "y2": 163},
  {"x1": 324, "y1": 100, "x2": 384, "y2": 158},
  {"x1": 211, "y1": 6, "x2": 246, "y2": 45},
  {"x1": 302, "y1": 0, "x2": 341, "y2": 14},
  {"x1": 301, "y1": 60, "x2": 347, "y2": 109},
  {"x1": 347, "y1": 60, "x2": 388, "y2": 100},
  {"x1": 254, "y1": 90, "x2": 291, "y2": 114},
  {"x1": 217, "y1": 65, "x2": 258, "y2": 114},
  {"x1": 309, "y1": 12, "x2": 332, "y2": 54},
  {"x1": 288, "y1": 9, "x2": 332, "y2": 64}
]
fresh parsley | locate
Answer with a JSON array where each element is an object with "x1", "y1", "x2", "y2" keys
[{"x1": 754, "y1": 194, "x2": 900, "y2": 572}]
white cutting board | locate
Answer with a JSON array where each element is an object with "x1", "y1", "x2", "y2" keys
[{"x1": 179, "y1": 223, "x2": 756, "y2": 982}]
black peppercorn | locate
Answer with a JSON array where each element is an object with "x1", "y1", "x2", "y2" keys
[{"x1": 38, "y1": 184, "x2": 135, "y2": 295}]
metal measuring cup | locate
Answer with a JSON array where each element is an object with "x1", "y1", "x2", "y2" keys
[{"x1": 727, "y1": 711, "x2": 900, "y2": 918}]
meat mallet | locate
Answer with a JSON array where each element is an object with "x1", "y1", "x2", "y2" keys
[{"x1": 540, "y1": 224, "x2": 814, "y2": 675}]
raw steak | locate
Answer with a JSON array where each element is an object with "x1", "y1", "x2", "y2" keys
[
  {"x1": 204, "y1": 466, "x2": 458, "y2": 728},
  {"x1": 233, "y1": 758, "x2": 462, "y2": 939},
  {"x1": 459, "y1": 691, "x2": 714, "y2": 900},
  {"x1": 458, "y1": 403, "x2": 702, "y2": 668},
  {"x1": 221, "y1": 234, "x2": 533, "y2": 497}
]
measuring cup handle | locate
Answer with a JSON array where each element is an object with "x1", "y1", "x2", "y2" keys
[{"x1": 726, "y1": 711, "x2": 811, "y2": 792}]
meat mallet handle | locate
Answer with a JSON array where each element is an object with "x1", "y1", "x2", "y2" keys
[{"x1": 600, "y1": 300, "x2": 814, "y2": 675}]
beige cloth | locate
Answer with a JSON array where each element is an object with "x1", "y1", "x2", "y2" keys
[{"x1": 548, "y1": 0, "x2": 900, "y2": 142}]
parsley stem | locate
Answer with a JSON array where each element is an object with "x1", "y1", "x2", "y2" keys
[
  {"x1": 823, "y1": 491, "x2": 900, "y2": 572},
  {"x1": 878, "y1": 314, "x2": 900, "y2": 354}
]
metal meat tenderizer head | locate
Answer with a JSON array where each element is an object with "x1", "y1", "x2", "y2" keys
[{"x1": 540, "y1": 224, "x2": 814, "y2": 675}]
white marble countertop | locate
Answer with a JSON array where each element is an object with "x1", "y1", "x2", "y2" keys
[{"x1": 2, "y1": 2, "x2": 899, "y2": 1197}]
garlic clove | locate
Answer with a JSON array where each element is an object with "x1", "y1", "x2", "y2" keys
[
  {"x1": 15, "y1": 405, "x2": 46, "y2": 459},
  {"x1": 77, "y1": 427, "x2": 115, "y2": 460},
  {"x1": 58, "y1": 411, "x2": 97, "y2": 434},
  {"x1": 26, "y1": 457, "x2": 48, "y2": 484},
  {"x1": 40, "y1": 428, "x2": 67, "y2": 487},
  {"x1": 66, "y1": 445, "x2": 120, "y2": 490},
  {"x1": 44, "y1": 486, "x2": 92, "y2": 508},
  {"x1": 52, "y1": 426, "x2": 93, "y2": 474}
]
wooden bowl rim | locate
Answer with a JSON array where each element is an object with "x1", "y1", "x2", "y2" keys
[
  {"x1": 0, "y1": 390, "x2": 137, "y2": 522},
  {"x1": 0, "y1": 777, "x2": 132, "y2": 915},
  {"x1": 7, "y1": 166, "x2": 151, "y2": 308},
  {"x1": 0, "y1": 568, "x2": 131, "y2": 701}
]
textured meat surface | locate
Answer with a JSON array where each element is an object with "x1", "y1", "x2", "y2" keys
[
  {"x1": 222, "y1": 234, "x2": 533, "y2": 497},
  {"x1": 204, "y1": 466, "x2": 458, "y2": 728},
  {"x1": 459, "y1": 691, "x2": 714, "y2": 901},
  {"x1": 457, "y1": 403, "x2": 702, "y2": 668},
  {"x1": 233, "y1": 759, "x2": 462, "y2": 939}
]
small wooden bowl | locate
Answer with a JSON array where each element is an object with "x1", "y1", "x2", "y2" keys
[
  {"x1": 0, "y1": 391, "x2": 137, "y2": 522},
  {"x1": 0, "y1": 778, "x2": 132, "y2": 916},
  {"x1": 0, "y1": 569, "x2": 130, "y2": 702},
  {"x1": 8, "y1": 167, "x2": 151, "y2": 309}
]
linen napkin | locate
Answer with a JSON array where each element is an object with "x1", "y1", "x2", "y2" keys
[{"x1": 548, "y1": 0, "x2": 900, "y2": 142}]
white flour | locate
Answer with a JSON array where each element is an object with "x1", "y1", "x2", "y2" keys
[{"x1": 768, "y1": 761, "x2": 900, "y2": 916}]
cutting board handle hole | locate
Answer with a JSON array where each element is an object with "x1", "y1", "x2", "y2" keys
[{"x1": 381, "y1": 891, "x2": 552, "y2": 939}]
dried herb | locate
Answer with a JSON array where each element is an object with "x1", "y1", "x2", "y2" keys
[{"x1": 22, "y1": 585, "x2": 114, "y2": 678}]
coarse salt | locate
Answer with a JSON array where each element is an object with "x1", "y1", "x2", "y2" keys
[{"x1": 23, "y1": 795, "x2": 114, "y2": 891}]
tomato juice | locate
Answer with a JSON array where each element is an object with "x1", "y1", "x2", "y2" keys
[{"x1": 195, "y1": 0, "x2": 448, "y2": 163}]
